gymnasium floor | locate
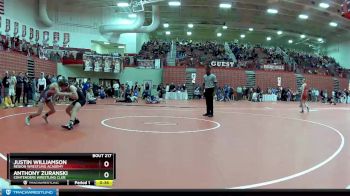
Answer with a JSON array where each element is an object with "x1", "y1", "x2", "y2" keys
[{"x1": 0, "y1": 99, "x2": 350, "y2": 189}]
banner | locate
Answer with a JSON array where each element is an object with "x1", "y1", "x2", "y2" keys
[
  {"x1": 63, "y1": 33, "x2": 70, "y2": 47},
  {"x1": 43, "y1": 31, "x2": 49, "y2": 42},
  {"x1": 103, "y1": 56, "x2": 112, "y2": 72},
  {"x1": 22, "y1": 25, "x2": 26, "y2": 38},
  {"x1": 53, "y1": 32, "x2": 59, "y2": 43},
  {"x1": 263, "y1": 64, "x2": 285, "y2": 71},
  {"x1": 35, "y1": 30, "x2": 39, "y2": 41},
  {"x1": 5, "y1": 18, "x2": 9, "y2": 32},
  {"x1": 0, "y1": 16, "x2": 2, "y2": 31},
  {"x1": 29, "y1": 28, "x2": 34, "y2": 40},
  {"x1": 14, "y1": 21, "x2": 18, "y2": 36},
  {"x1": 210, "y1": 61, "x2": 235, "y2": 68},
  {"x1": 277, "y1": 77, "x2": 282, "y2": 87},
  {"x1": 137, "y1": 59, "x2": 154, "y2": 69},
  {"x1": 113, "y1": 57, "x2": 121, "y2": 73},
  {"x1": 83, "y1": 54, "x2": 93, "y2": 72}
]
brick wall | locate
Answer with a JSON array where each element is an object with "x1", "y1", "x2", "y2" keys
[
  {"x1": 0, "y1": 51, "x2": 57, "y2": 77},
  {"x1": 339, "y1": 78, "x2": 349, "y2": 91},
  {"x1": 256, "y1": 71, "x2": 297, "y2": 91},
  {"x1": 196, "y1": 68, "x2": 246, "y2": 88},
  {"x1": 163, "y1": 66, "x2": 186, "y2": 85},
  {"x1": 163, "y1": 67, "x2": 347, "y2": 92},
  {"x1": 304, "y1": 74, "x2": 334, "y2": 92}
]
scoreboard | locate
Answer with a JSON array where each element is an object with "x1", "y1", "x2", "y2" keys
[{"x1": 7, "y1": 153, "x2": 116, "y2": 186}]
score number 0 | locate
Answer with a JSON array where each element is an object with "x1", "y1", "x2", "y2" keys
[{"x1": 104, "y1": 161, "x2": 110, "y2": 178}]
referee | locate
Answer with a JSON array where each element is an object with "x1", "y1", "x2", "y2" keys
[{"x1": 203, "y1": 66, "x2": 217, "y2": 117}]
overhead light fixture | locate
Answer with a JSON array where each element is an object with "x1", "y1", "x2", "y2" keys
[
  {"x1": 288, "y1": 40, "x2": 293, "y2": 44},
  {"x1": 187, "y1": 31, "x2": 192, "y2": 36},
  {"x1": 217, "y1": 32, "x2": 222, "y2": 37},
  {"x1": 318, "y1": 38, "x2": 324, "y2": 42},
  {"x1": 298, "y1": 14, "x2": 309, "y2": 19},
  {"x1": 128, "y1": 13, "x2": 137, "y2": 18},
  {"x1": 165, "y1": 31, "x2": 171, "y2": 35},
  {"x1": 277, "y1": 30, "x2": 283, "y2": 35},
  {"x1": 329, "y1": 22, "x2": 338, "y2": 27},
  {"x1": 219, "y1": 3, "x2": 232, "y2": 8},
  {"x1": 188, "y1": 23, "x2": 194, "y2": 28},
  {"x1": 117, "y1": 2, "x2": 129, "y2": 7},
  {"x1": 266, "y1": 37, "x2": 272, "y2": 41},
  {"x1": 222, "y1": 25, "x2": 228, "y2": 30},
  {"x1": 168, "y1": 1, "x2": 181, "y2": 6},
  {"x1": 163, "y1": 23, "x2": 169, "y2": 28},
  {"x1": 104, "y1": 42, "x2": 110, "y2": 45},
  {"x1": 300, "y1": 34, "x2": 306, "y2": 38},
  {"x1": 240, "y1": 34, "x2": 245, "y2": 38},
  {"x1": 249, "y1": 28, "x2": 254, "y2": 31},
  {"x1": 319, "y1": 2, "x2": 330, "y2": 9},
  {"x1": 118, "y1": 45, "x2": 125, "y2": 49},
  {"x1": 267, "y1": 9, "x2": 278, "y2": 14}
]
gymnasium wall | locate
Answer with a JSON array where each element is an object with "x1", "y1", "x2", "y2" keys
[
  {"x1": 0, "y1": 51, "x2": 57, "y2": 77},
  {"x1": 57, "y1": 64, "x2": 162, "y2": 94},
  {"x1": 2, "y1": 0, "x2": 149, "y2": 52},
  {"x1": 327, "y1": 40, "x2": 350, "y2": 69},
  {"x1": 163, "y1": 67, "x2": 348, "y2": 92}
]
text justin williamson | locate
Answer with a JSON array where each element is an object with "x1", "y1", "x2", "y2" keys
[{"x1": 13, "y1": 160, "x2": 68, "y2": 169}]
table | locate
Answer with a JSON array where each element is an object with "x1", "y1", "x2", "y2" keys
[
  {"x1": 165, "y1": 91, "x2": 188, "y2": 100},
  {"x1": 262, "y1": 94, "x2": 277, "y2": 102}
]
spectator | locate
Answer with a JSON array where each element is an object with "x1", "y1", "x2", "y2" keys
[
  {"x1": 86, "y1": 88, "x2": 97, "y2": 104},
  {"x1": 14, "y1": 72, "x2": 24, "y2": 105},
  {"x1": 37, "y1": 72, "x2": 46, "y2": 93},
  {"x1": 9, "y1": 71, "x2": 17, "y2": 104}
]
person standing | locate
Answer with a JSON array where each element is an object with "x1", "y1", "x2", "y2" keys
[
  {"x1": 23, "y1": 73, "x2": 30, "y2": 106},
  {"x1": 14, "y1": 72, "x2": 24, "y2": 105},
  {"x1": 113, "y1": 80, "x2": 120, "y2": 98},
  {"x1": 300, "y1": 78, "x2": 310, "y2": 113},
  {"x1": 37, "y1": 72, "x2": 46, "y2": 94},
  {"x1": 9, "y1": 71, "x2": 17, "y2": 105},
  {"x1": 203, "y1": 66, "x2": 217, "y2": 118}
]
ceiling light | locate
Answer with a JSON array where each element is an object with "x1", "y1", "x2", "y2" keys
[
  {"x1": 288, "y1": 40, "x2": 293, "y2": 44},
  {"x1": 165, "y1": 31, "x2": 171, "y2": 35},
  {"x1": 240, "y1": 34, "x2": 245, "y2": 38},
  {"x1": 104, "y1": 42, "x2": 110, "y2": 45},
  {"x1": 266, "y1": 37, "x2": 272, "y2": 41},
  {"x1": 117, "y1": 2, "x2": 129, "y2": 7},
  {"x1": 300, "y1": 34, "x2": 306, "y2": 38},
  {"x1": 188, "y1": 23, "x2": 194, "y2": 28},
  {"x1": 163, "y1": 23, "x2": 169, "y2": 28},
  {"x1": 128, "y1": 13, "x2": 137, "y2": 18},
  {"x1": 267, "y1": 9, "x2": 278, "y2": 14},
  {"x1": 168, "y1": 1, "x2": 181, "y2": 6},
  {"x1": 217, "y1": 33, "x2": 222, "y2": 37},
  {"x1": 329, "y1": 22, "x2": 338, "y2": 27},
  {"x1": 277, "y1": 30, "x2": 283, "y2": 35},
  {"x1": 319, "y1": 2, "x2": 330, "y2": 9},
  {"x1": 187, "y1": 31, "x2": 192, "y2": 36},
  {"x1": 249, "y1": 28, "x2": 254, "y2": 31},
  {"x1": 219, "y1": 3, "x2": 232, "y2": 8},
  {"x1": 318, "y1": 38, "x2": 323, "y2": 42},
  {"x1": 298, "y1": 14, "x2": 309, "y2": 19},
  {"x1": 222, "y1": 25, "x2": 228, "y2": 29},
  {"x1": 118, "y1": 46, "x2": 125, "y2": 49}
]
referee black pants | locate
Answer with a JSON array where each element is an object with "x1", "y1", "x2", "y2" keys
[{"x1": 205, "y1": 88, "x2": 214, "y2": 115}]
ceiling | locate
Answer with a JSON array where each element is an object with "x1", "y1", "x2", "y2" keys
[{"x1": 57, "y1": 0, "x2": 350, "y2": 49}]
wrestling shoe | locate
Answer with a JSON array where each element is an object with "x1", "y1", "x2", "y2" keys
[{"x1": 74, "y1": 119, "x2": 80, "y2": 125}]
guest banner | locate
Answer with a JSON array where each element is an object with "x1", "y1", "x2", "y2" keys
[
  {"x1": 35, "y1": 30, "x2": 39, "y2": 41},
  {"x1": 211, "y1": 61, "x2": 235, "y2": 68},
  {"x1": 14, "y1": 21, "x2": 18, "y2": 36},
  {"x1": 29, "y1": 28, "x2": 34, "y2": 40},
  {"x1": 22, "y1": 25, "x2": 26, "y2": 38},
  {"x1": 5, "y1": 18, "x2": 10, "y2": 32}
]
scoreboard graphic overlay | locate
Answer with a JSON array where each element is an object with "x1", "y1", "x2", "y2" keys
[{"x1": 7, "y1": 153, "x2": 116, "y2": 186}]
